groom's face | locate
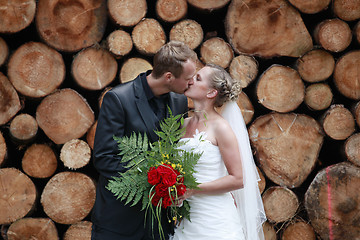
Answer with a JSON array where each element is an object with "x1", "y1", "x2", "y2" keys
[{"x1": 169, "y1": 60, "x2": 196, "y2": 94}]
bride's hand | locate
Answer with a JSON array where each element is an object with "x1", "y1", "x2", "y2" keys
[{"x1": 176, "y1": 189, "x2": 195, "y2": 206}]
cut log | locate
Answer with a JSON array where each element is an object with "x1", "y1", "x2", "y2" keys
[
  {"x1": 281, "y1": 221, "x2": 316, "y2": 240},
  {"x1": 63, "y1": 221, "x2": 92, "y2": 240},
  {"x1": 256, "y1": 65, "x2": 305, "y2": 113},
  {"x1": 322, "y1": 104, "x2": 355, "y2": 140},
  {"x1": 0, "y1": 0, "x2": 36, "y2": 33},
  {"x1": 40, "y1": 172, "x2": 96, "y2": 224},
  {"x1": 106, "y1": 30, "x2": 133, "y2": 58},
  {"x1": 314, "y1": 18, "x2": 352, "y2": 53},
  {"x1": 288, "y1": 0, "x2": 331, "y2": 14},
  {"x1": 72, "y1": 47, "x2": 118, "y2": 90},
  {"x1": 108, "y1": 0, "x2": 147, "y2": 27},
  {"x1": 36, "y1": 88, "x2": 95, "y2": 145},
  {"x1": 332, "y1": 0, "x2": 360, "y2": 22},
  {"x1": 305, "y1": 162, "x2": 360, "y2": 240},
  {"x1": 263, "y1": 222, "x2": 277, "y2": 240},
  {"x1": 187, "y1": 0, "x2": 230, "y2": 11},
  {"x1": 229, "y1": 55, "x2": 258, "y2": 89},
  {"x1": 0, "y1": 37, "x2": 8, "y2": 67},
  {"x1": 355, "y1": 101, "x2": 360, "y2": 128},
  {"x1": 345, "y1": 133, "x2": 360, "y2": 167},
  {"x1": 354, "y1": 21, "x2": 360, "y2": 44},
  {"x1": 7, "y1": 218, "x2": 58, "y2": 240},
  {"x1": 249, "y1": 113, "x2": 324, "y2": 188},
  {"x1": 296, "y1": 49, "x2": 335, "y2": 83},
  {"x1": 36, "y1": 0, "x2": 107, "y2": 52},
  {"x1": 156, "y1": 0, "x2": 187, "y2": 23},
  {"x1": 225, "y1": 0, "x2": 313, "y2": 58},
  {"x1": 304, "y1": 83, "x2": 333, "y2": 111},
  {"x1": 333, "y1": 50, "x2": 360, "y2": 100},
  {"x1": 132, "y1": 18, "x2": 166, "y2": 56},
  {"x1": 0, "y1": 72, "x2": 21, "y2": 126},
  {"x1": 262, "y1": 186, "x2": 299, "y2": 223},
  {"x1": 0, "y1": 168, "x2": 37, "y2": 225},
  {"x1": 257, "y1": 167, "x2": 266, "y2": 194},
  {"x1": 169, "y1": 19, "x2": 204, "y2": 50},
  {"x1": 98, "y1": 88, "x2": 112, "y2": 108},
  {"x1": 8, "y1": 42, "x2": 65, "y2": 98},
  {"x1": 0, "y1": 131, "x2": 7, "y2": 167},
  {"x1": 86, "y1": 121, "x2": 97, "y2": 149},
  {"x1": 22, "y1": 144, "x2": 57, "y2": 179},
  {"x1": 60, "y1": 139, "x2": 91, "y2": 169},
  {"x1": 200, "y1": 37, "x2": 234, "y2": 69},
  {"x1": 9, "y1": 113, "x2": 38, "y2": 143},
  {"x1": 119, "y1": 58, "x2": 153, "y2": 84}
]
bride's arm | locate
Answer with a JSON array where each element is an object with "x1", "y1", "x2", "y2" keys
[{"x1": 182, "y1": 120, "x2": 244, "y2": 199}]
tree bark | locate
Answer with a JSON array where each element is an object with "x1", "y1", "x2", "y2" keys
[
  {"x1": 249, "y1": 113, "x2": 324, "y2": 188},
  {"x1": 132, "y1": 18, "x2": 166, "y2": 56},
  {"x1": 322, "y1": 104, "x2": 355, "y2": 140},
  {"x1": 229, "y1": 55, "x2": 258, "y2": 89},
  {"x1": 36, "y1": 88, "x2": 95, "y2": 145},
  {"x1": 305, "y1": 162, "x2": 360, "y2": 240},
  {"x1": 63, "y1": 221, "x2": 92, "y2": 240},
  {"x1": 333, "y1": 50, "x2": 360, "y2": 100},
  {"x1": 0, "y1": 168, "x2": 37, "y2": 225},
  {"x1": 314, "y1": 18, "x2": 352, "y2": 53},
  {"x1": 295, "y1": 49, "x2": 335, "y2": 83},
  {"x1": 332, "y1": 0, "x2": 360, "y2": 21},
  {"x1": 60, "y1": 139, "x2": 91, "y2": 169},
  {"x1": 0, "y1": 0, "x2": 36, "y2": 33},
  {"x1": 0, "y1": 37, "x2": 8, "y2": 67},
  {"x1": 256, "y1": 65, "x2": 304, "y2": 113},
  {"x1": 344, "y1": 133, "x2": 360, "y2": 167},
  {"x1": 200, "y1": 37, "x2": 234, "y2": 69},
  {"x1": 107, "y1": 30, "x2": 133, "y2": 59},
  {"x1": 225, "y1": 0, "x2": 313, "y2": 58},
  {"x1": 40, "y1": 172, "x2": 96, "y2": 224},
  {"x1": 0, "y1": 131, "x2": 7, "y2": 167},
  {"x1": 156, "y1": 0, "x2": 187, "y2": 23},
  {"x1": 36, "y1": 0, "x2": 107, "y2": 52},
  {"x1": 288, "y1": 0, "x2": 331, "y2": 14},
  {"x1": 22, "y1": 144, "x2": 57, "y2": 179},
  {"x1": 0, "y1": 73, "x2": 21, "y2": 126},
  {"x1": 281, "y1": 221, "x2": 316, "y2": 240},
  {"x1": 108, "y1": 0, "x2": 147, "y2": 27},
  {"x1": 8, "y1": 42, "x2": 65, "y2": 98},
  {"x1": 187, "y1": 0, "x2": 230, "y2": 11},
  {"x1": 72, "y1": 47, "x2": 118, "y2": 90},
  {"x1": 304, "y1": 83, "x2": 333, "y2": 111},
  {"x1": 9, "y1": 114, "x2": 38, "y2": 144},
  {"x1": 119, "y1": 58, "x2": 153, "y2": 84},
  {"x1": 262, "y1": 186, "x2": 299, "y2": 223},
  {"x1": 169, "y1": 19, "x2": 204, "y2": 50},
  {"x1": 7, "y1": 218, "x2": 58, "y2": 240}
]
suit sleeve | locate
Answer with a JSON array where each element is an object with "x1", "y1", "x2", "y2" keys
[{"x1": 93, "y1": 91, "x2": 127, "y2": 179}]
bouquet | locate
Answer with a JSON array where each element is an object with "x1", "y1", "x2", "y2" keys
[{"x1": 106, "y1": 109, "x2": 201, "y2": 240}]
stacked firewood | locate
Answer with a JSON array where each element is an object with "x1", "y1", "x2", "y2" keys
[{"x1": 0, "y1": 0, "x2": 359, "y2": 239}]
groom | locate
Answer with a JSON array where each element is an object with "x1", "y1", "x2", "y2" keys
[{"x1": 91, "y1": 41, "x2": 197, "y2": 240}]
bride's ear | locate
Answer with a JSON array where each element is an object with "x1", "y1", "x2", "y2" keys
[{"x1": 207, "y1": 89, "x2": 218, "y2": 99}]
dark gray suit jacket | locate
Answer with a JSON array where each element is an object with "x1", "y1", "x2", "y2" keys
[{"x1": 91, "y1": 72, "x2": 188, "y2": 239}]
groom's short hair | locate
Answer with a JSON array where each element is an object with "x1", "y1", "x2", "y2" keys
[{"x1": 152, "y1": 41, "x2": 197, "y2": 79}]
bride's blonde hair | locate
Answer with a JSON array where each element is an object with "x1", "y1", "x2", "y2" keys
[{"x1": 206, "y1": 63, "x2": 242, "y2": 107}]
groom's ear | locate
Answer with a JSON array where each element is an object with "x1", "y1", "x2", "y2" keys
[{"x1": 207, "y1": 89, "x2": 218, "y2": 99}]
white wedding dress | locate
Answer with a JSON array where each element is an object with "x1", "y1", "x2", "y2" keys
[{"x1": 172, "y1": 130, "x2": 246, "y2": 240}]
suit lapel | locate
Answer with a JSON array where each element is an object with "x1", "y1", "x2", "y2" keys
[{"x1": 133, "y1": 76, "x2": 158, "y2": 141}]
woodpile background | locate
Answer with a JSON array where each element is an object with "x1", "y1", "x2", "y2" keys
[{"x1": 1, "y1": 0, "x2": 359, "y2": 239}]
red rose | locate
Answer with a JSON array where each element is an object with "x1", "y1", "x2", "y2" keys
[
  {"x1": 176, "y1": 184, "x2": 186, "y2": 196},
  {"x1": 157, "y1": 165, "x2": 177, "y2": 187},
  {"x1": 150, "y1": 191, "x2": 161, "y2": 206},
  {"x1": 162, "y1": 195, "x2": 173, "y2": 208},
  {"x1": 147, "y1": 167, "x2": 160, "y2": 185},
  {"x1": 155, "y1": 183, "x2": 169, "y2": 197}
]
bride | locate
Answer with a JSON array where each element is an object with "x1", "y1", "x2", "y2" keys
[{"x1": 172, "y1": 64, "x2": 266, "y2": 240}]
